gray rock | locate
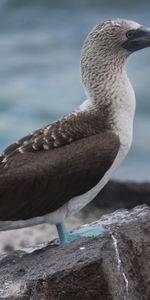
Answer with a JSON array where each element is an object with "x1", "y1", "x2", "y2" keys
[
  {"x1": 88, "y1": 180, "x2": 150, "y2": 210},
  {"x1": 0, "y1": 205, "x2": 149, "y2": 300}
]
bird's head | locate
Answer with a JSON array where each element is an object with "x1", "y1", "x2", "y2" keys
[
  {"x1": 81, "y1": 19, "x2": 150, "y2": 98},
  {"x1": 82, "y1": 19, "x2": 150, "y2": 58}
]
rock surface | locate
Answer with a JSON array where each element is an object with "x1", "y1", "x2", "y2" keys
[
  {"x1": 0, "y1": 205, "x2": 150, "y2": 300},
  {"x1": 88, "y1": 180, "x2": 150, "y2": 210}
]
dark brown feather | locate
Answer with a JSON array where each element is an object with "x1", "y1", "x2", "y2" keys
[
  {"x1": 2, "y1": 109, "x2": 111, "y2": 160},
  {"x1": 0, "y1": 131, "x2": 119, "y2": 221}
]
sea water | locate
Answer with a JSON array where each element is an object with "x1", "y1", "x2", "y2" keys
[{"x1": 0, "y1": 0, "x2": 150, "y2": 181}]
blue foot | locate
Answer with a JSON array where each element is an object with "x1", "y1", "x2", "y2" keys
[{"x1": 56, "y1": 222, "x2": 105, "y2": 245}]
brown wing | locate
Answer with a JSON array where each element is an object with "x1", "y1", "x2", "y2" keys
[
  {"x1": 0, "y1": 131, "x2": 120, "y2": 221},
  {"x1": 1, "y1": 111, "x2": 109, "y2": 161}
]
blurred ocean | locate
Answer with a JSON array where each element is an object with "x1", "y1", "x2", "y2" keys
[{"x1": 0, "y1": 0, "x2": 150, "y2": 181}]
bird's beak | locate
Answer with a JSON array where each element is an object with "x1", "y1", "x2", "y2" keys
[{"x1": 122, "y1": 26, "x2": 150, "y2": 52}]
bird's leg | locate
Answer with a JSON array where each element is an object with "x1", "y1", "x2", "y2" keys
[
  {"x1": 56, "y1": 222, "x2": 69, "y2": 244},
  {"x1": 56, "y1": 222, "x2": 105, "y2": 245}
]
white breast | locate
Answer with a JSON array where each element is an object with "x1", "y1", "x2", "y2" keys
[{"x1": 113, "y1": 70, "x2": 136, "y2": 152}]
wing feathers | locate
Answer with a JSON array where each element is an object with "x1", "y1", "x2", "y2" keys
[
  {"x1": 0, "y1": 132, "x2": 120, "y2": 221},
  {"x1": 1, "y1": 111, "x2": 109, "y2": 162}
]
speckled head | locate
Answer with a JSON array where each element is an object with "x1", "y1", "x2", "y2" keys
[
  {"x1": 81, "y1": 19, "x2": 150, "y2": 100},
  {"x1": 82, "y1": 19, "x2": 150, "y2": 57}
]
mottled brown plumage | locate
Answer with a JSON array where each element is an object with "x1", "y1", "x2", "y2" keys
[{"x1": 1, "y1": 108, "x2": 111, "y2": 163}]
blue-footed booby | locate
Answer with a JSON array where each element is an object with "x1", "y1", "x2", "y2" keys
[{"x1": 0, "y1": 19, "x2": 150, "y2": 245}]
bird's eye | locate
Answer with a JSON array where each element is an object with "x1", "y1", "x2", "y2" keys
[{"x1": 126, "y1": 30, "x2": 135, "y2": 39}]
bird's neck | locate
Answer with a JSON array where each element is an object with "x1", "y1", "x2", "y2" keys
[
  {"x1": 82, "y1": 53, "x2": 126, "y2": 103},
  {"x1": 80, "y1": 57, "x2": 136, "y2": 151},
  {"x1": 81, "y1": 51, "x2": 135, "y2": 112}
]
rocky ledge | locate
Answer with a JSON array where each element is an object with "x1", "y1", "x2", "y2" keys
[{"x1": 0, "y1": 205, "x2": 150, "y2": 300}]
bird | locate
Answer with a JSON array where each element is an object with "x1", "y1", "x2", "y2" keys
[{"x1": 0, "y1": 19, "x2": 150, "y2": 245}]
